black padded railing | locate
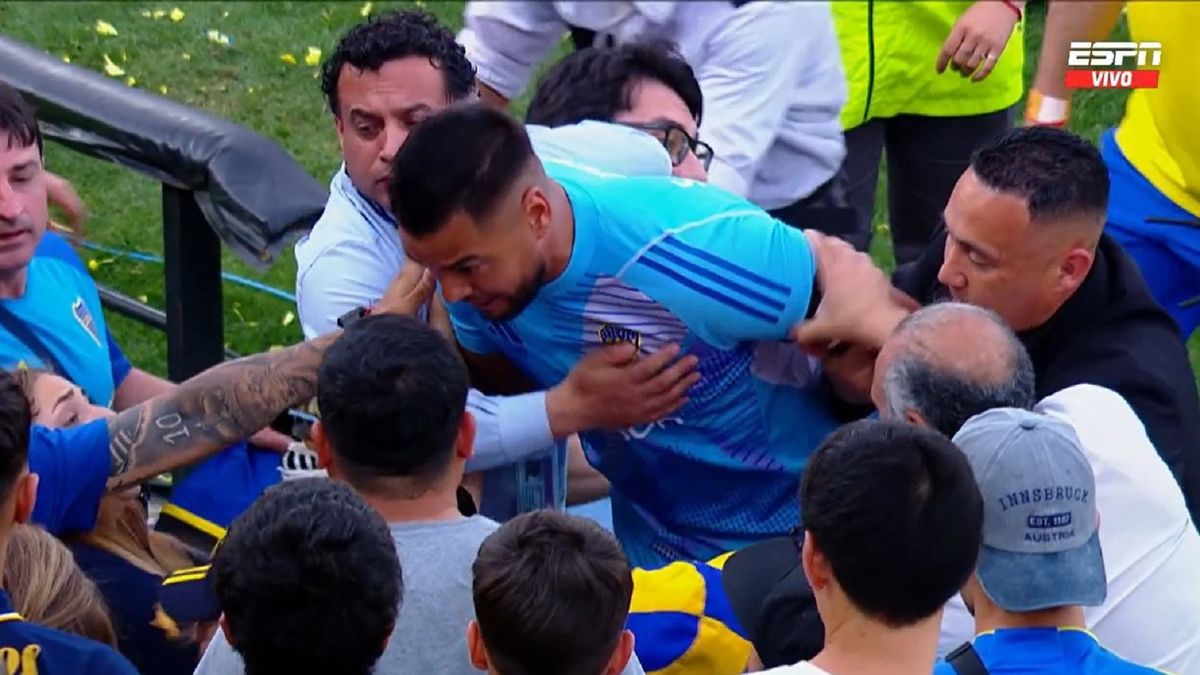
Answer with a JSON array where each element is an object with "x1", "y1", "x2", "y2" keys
[{"x1": 0, "y1": 35, "x2": 327, "y2": 380}]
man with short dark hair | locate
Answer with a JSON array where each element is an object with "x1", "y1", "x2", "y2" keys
[
  {"x1": 727, "y1": 302, "x2": 1200, "y2": 671},
  {"x1": 391, "y1": 103, "x2": 850, "y2": 567},
  {"x1": 296, "y1": 10, "x2": 694, "y2": 522},
  {"x1": 459, "y1": 1, "x2": 849, "y2": 229},
  {"x1": 196, "y1": 314, "x2": 649, "y2": 675},
  {"x1": 526, "y1": 44, "x2": 711, "y2": 182},
  {"x1": 876, "y1": 303, "x2": 1200, "y2": 670},
  {"x1": 211, "y1": 478, "x2": 401, "y2": 675},
  {"x1": 795, "y1": 125, "x2": 1200, "y2": 521},
  {"x1": 940, "y1": 409, "x2": 1161, "y2": 674},
  {"x1": 468, "y1": 510, "x2": 635, "y2": 675},
  {"x1": 0, "y1": 371, "x2": 137, "y2": 673},
  {"x1": 754, "y1": 420, "x2": 983, "y2": 674},
  {"x1": 0, "y1": 83, "x2": 290, "y2": 453}
]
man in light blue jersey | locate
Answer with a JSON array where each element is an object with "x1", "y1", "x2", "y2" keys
[
  {"x1": 391, "y1": 104, "x2": 849, "y2": 567},
  {"x1": 296, "y1": 11, "x2": 692, "y2": 523}
]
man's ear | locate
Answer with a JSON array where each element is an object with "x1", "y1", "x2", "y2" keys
[
  {"x1": 14, "y1": 472, "x2": 36, "y2": 525},
  {"x1": 332, "y1": 113, "x2": 347, "y2": 149},
  {"x1": 1058, "y1": 246, "x2": 1095, "y2": 297},
  {"x1": 801, "y1": 531, "x2": 830, "y2": 591},
  {"x1": 467, "y1": 620, "x2": 489, "y2": 671},
  {"x1": 456, "y1": 411, "x2": 477, "y2": 462},
  {"x1": 604, "y1": 629, "x2": 635, "y2": 675},
  {"x1": 311, "y1": 421, "x2": 336, "y2": 473},
  {"x1": 904, "y1": 408, "x2": 929, "y2": 428},
  {"x1": 379, "y1": 622, "x2": 395, "y2": 654},
  {"x1": 219, "y1": 614, "x2": 235, "y2": 647},
  {"x1": 522, "y1": 185, "x2": 552, "y2": 241}
]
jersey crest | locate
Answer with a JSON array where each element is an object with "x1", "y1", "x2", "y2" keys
[{"x1": 71, "y1": 297, "x2": 102, "y2": 347}]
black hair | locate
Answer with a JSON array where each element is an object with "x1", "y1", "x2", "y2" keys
[
  {"x1": 317, "y1": 313, "x2": 469, "y2": 494},
  {"x1": 525, "y1": 43, "x2": 702, "y2": 127},
  {"x1": 212, "y1": 478, "x2": 401, "y2": 675},
  {"x1": 0, "y1": 371, "x2": 29, "y2": 507},
  {"x1": 389, "y1": 103, "x2": 534, "y2": 237},
  {"x1": 473, "y1": 510, "x2": 633, "y2": 675},
  {"x1": 970, "y1": 126, "x2": 1109, "y2": 226},
  {"x1": 0, "y1": 83, "x2": 42, "y2": 155},
  {"x1": 319, "y1": 10, "x2": 476, "y2": 116},
  {"x1": 800, "y1": 420, "x2": 983, "y2": 628}
]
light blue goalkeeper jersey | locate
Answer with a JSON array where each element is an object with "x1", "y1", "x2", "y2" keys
[{"x1": 446, "y1": 161, "x2": 841, "y2": 566}]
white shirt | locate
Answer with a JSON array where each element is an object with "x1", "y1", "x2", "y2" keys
[
  {"x1": 759, "y1": 661, "x2": 831, "y2": 675},
  {"x1": 294, "y1": 121, "x2": 672, "y2": 473},
  {"x1": 458, "y1": 0, "x2": 847, "y2": 209},
  {"x1": 939, "y1": 384, "x2": 1200, "y2": 674}
]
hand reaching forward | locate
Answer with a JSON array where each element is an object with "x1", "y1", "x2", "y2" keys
[{"x1": 794, "y1": 231, "x2": 916, "y2": 352}]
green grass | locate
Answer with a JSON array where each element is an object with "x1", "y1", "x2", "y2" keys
[{"x1": 3, "y1": 2, "x2": 1193, "y2": 379}]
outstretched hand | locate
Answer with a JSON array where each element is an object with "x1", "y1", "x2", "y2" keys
[{"x1": 794, "y1": 231, "x2": 915, "y2": 352}]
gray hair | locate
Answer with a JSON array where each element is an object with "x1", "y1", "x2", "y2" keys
[{"x1": 881, "y1": 303, "x2": 1036, "y2": 438}]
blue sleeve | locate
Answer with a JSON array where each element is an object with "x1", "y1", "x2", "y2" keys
[
  {"x1": 107, "y1": 329, "x2": 132, "y2": 388},
  {"x1": 618, "y1": 207, "x2": 816, "y2": 349},
  {"x1": 34, "y1": 230, "x2": 86, "y2": 271},
  {"x1": 28, "y1": 419, "x2": 110, "y2": 536},
  {"x1": 87, "y1": 644, "x2": 141, "y2": 675},
  {"x1": 444, "y1": 292, "x2": 501, "y2": 355}
]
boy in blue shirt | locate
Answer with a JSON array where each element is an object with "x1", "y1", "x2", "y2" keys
[
  {"x1": 939, "y1": 409, "x2": 1162, "y2": 675},
  {"x1": 389, "y1": 104, "x2": 862, "y2": 566}
]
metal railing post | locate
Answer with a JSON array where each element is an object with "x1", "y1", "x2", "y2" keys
[{"x1": 162, "y1": 185, "x2": 225, "y2": 382}]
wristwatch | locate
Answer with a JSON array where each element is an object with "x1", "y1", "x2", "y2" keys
[{"x1": 336, "y1": 305, "x2": 372, "y2": 329}]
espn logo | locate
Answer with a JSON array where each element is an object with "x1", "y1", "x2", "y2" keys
[{"x1": 1066, "y1": 41, "x2": 1161, "y2": 89}]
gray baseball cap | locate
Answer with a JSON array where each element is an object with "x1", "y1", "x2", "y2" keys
[{"x1": 952, "y1": 408, "x2": 1106, "y2": 612}]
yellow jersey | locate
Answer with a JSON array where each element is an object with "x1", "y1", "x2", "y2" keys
[{"x1": 1114, "y1": 2, "x2": 1200, "y2": 217}]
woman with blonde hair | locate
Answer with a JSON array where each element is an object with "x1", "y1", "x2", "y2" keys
[
  {"x1": 13, "y1": 368, "x2": 207, "y2": 674},
  {"x1": 3, "y1": 524, "x2": 118, "y2": 647}
]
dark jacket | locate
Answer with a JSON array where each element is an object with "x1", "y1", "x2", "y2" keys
[{"x1": 896, "y1": 232, "x2": 1200, "y2": 524}]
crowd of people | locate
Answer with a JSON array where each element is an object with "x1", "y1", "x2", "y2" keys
[{"x1": 0, "y1": 1, "x2": 1197, "y2": 674}]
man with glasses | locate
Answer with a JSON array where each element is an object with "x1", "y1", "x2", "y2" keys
[
  {"x1": 526, "y1": 43, "x2": 713, "y2": 183},
  {"x1": 459, "y1": 2, "x2": 851, "y2": 233}
]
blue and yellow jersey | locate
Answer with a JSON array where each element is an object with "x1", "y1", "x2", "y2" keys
[
  {"x1": 446, "y1": 162, "x2": 840, "y2": 567},
  {"x1": 628, "y1": 553, "x2": 753, "y2": 675},
  {"x1": 1115, "y1": 1, "x2": 1200, "y2": 218},
  {"x1": 0, "y1": 590, "x2": 138, "y2": 674}
]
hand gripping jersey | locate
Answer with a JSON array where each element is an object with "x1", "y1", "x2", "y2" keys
[{"x1": 447, "y1": 161, "x2": 841, "y2": 566}]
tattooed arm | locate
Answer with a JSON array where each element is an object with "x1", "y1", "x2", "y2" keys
[
  {"x1": 105, "y1": 333, "x2": 337, "y2": 490},
  {"x1": 103, "y1": 260, "x2": 436, "y2": 490}
]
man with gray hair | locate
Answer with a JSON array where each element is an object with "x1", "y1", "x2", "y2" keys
[
  {"x1": 724, "y1": 302, "x2": 1200, "y2": 672},
  {"x1": 869, "y1": 302, "x2": 1035, "y2": 435},
  {"x1": 874, "y1": 302, "x2": 1200, "y2": 671}
]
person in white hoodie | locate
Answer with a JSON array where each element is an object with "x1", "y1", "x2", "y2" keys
[{"x1": 458, "y1": 1, "x2": 851, "y2": 233}]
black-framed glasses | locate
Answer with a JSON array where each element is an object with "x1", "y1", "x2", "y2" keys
[{"x1": 621, "y1": 121, "x2": 714, "y2": 171}]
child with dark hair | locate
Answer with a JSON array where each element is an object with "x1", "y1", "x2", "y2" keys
[{"x1": 469, "y1": 510, "x2": 636, "y2": 675}]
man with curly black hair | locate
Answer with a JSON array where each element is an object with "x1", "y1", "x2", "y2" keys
[{"x1": 210, "y1": 479, "x2": 401, "y2": 675}]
